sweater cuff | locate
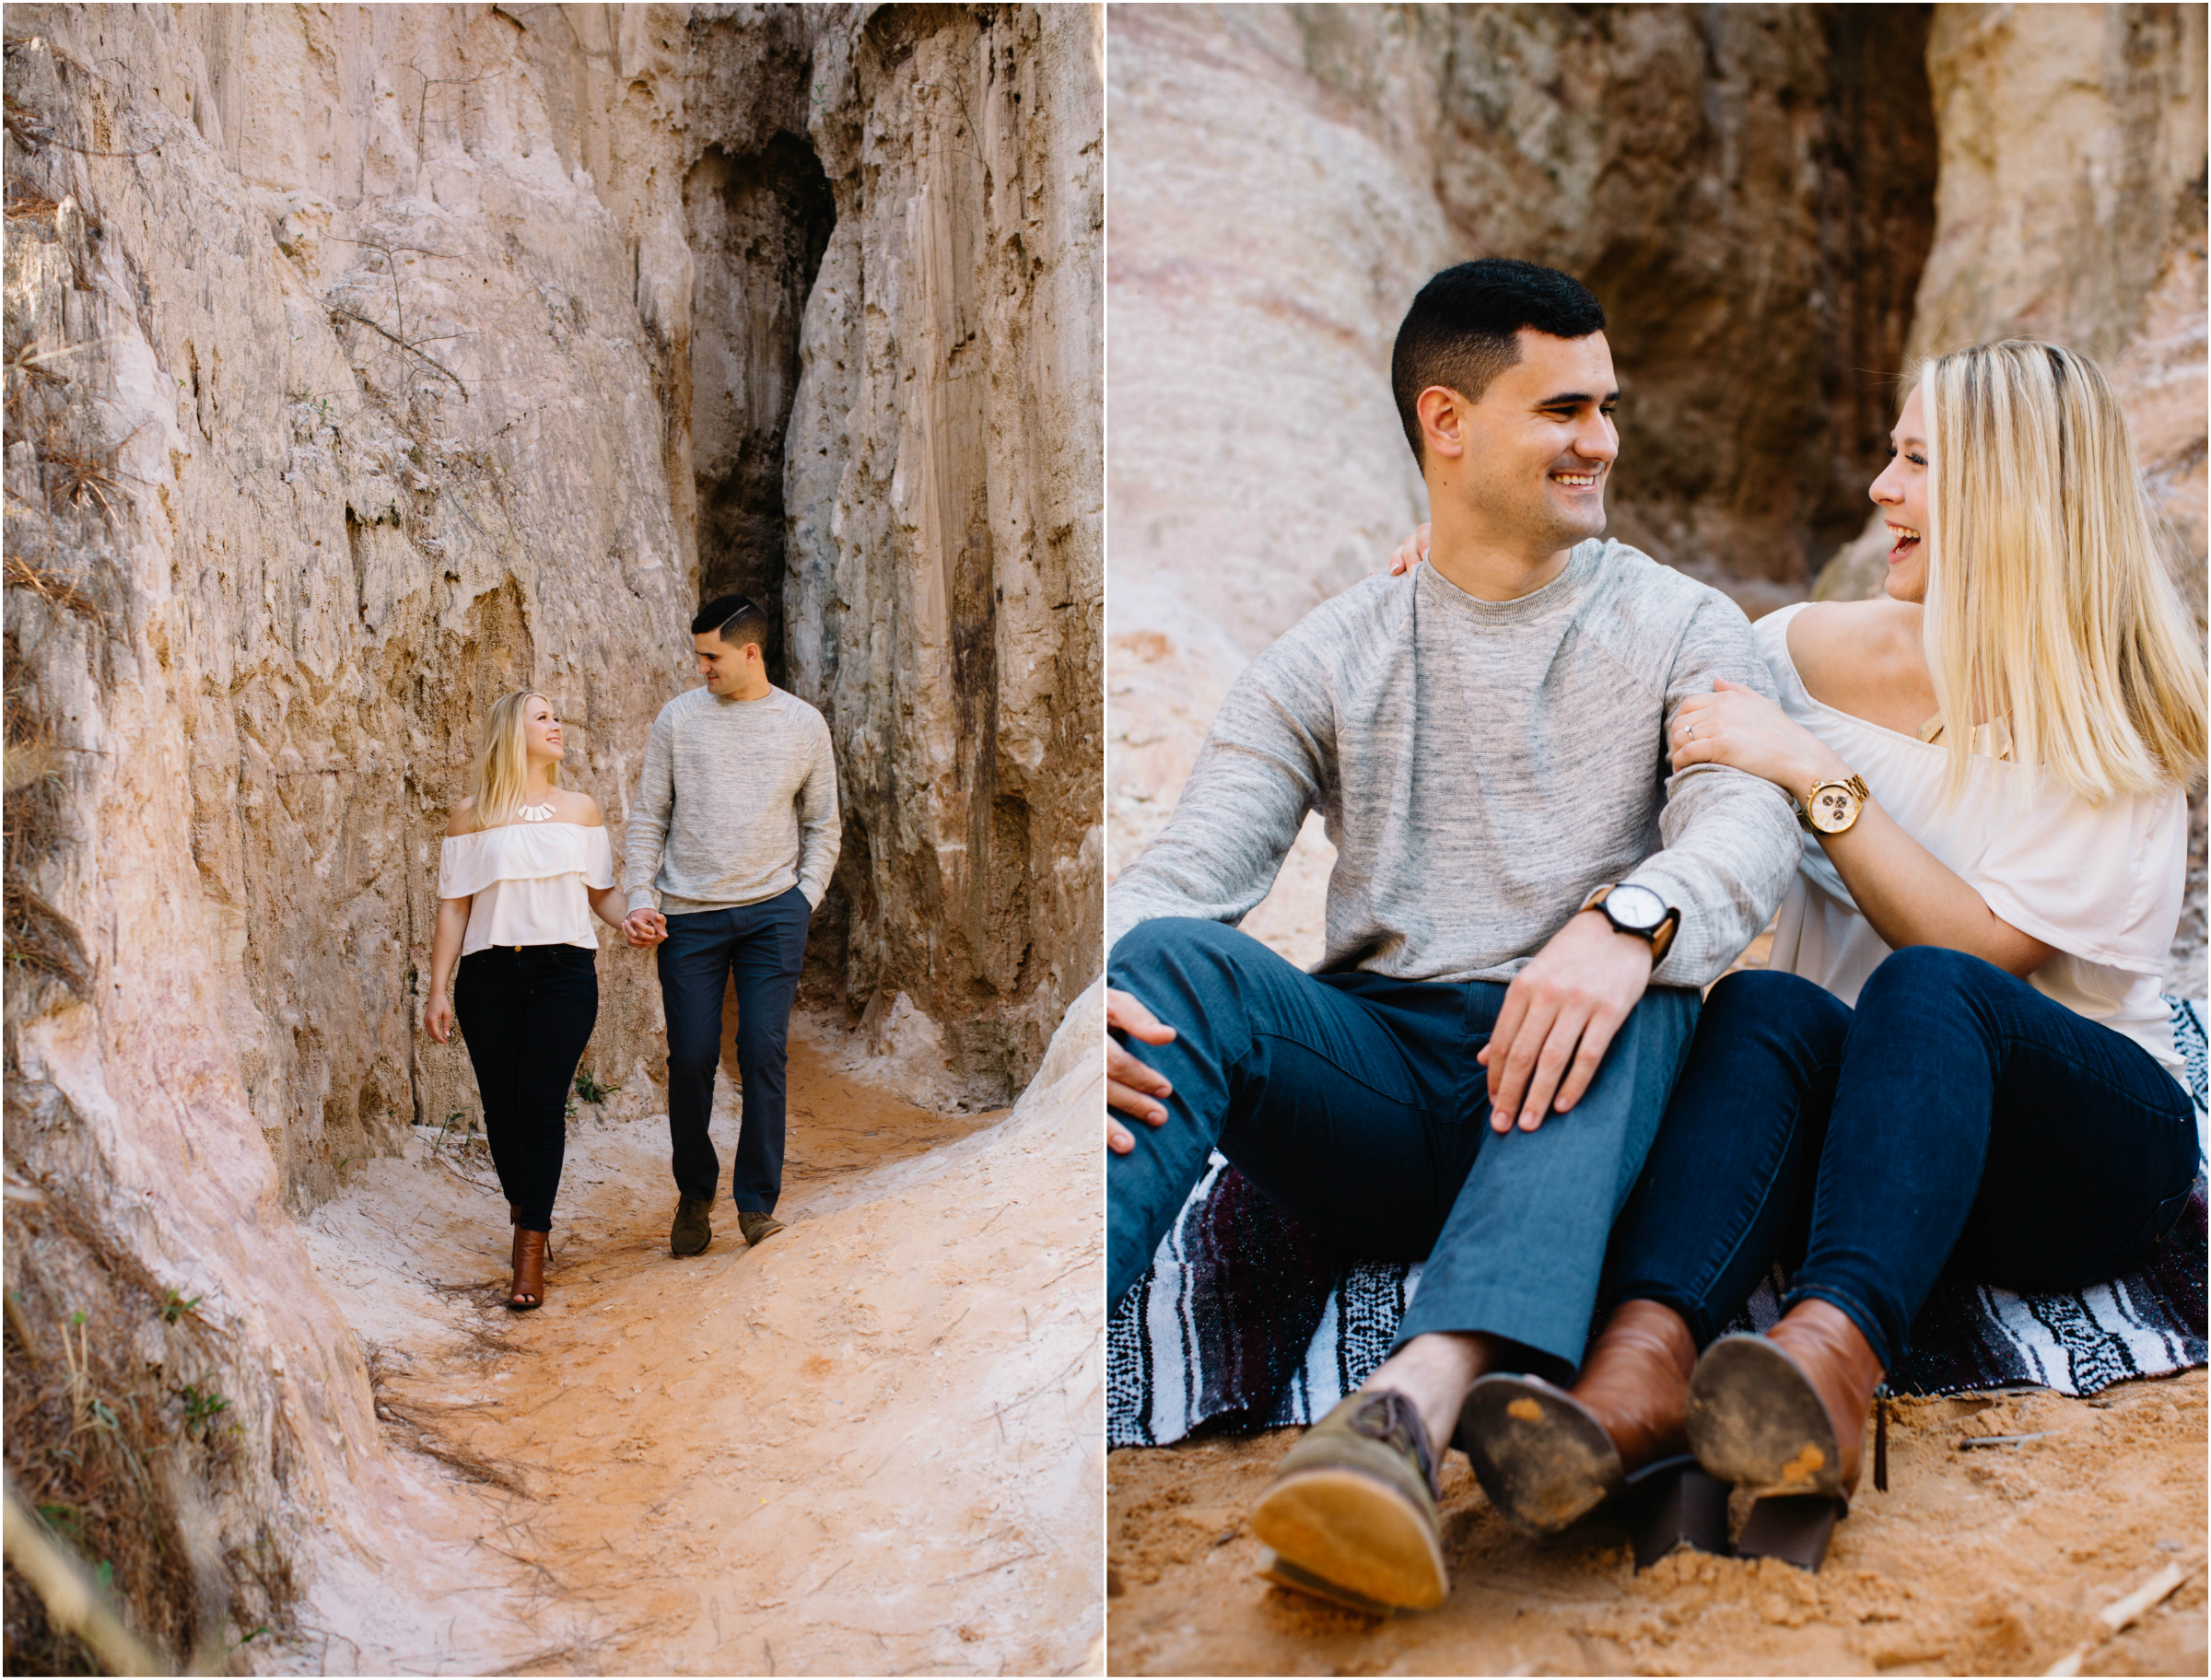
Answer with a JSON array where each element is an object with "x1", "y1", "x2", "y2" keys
[{"x1": 626, "y1": 889, "x2": 659, "y2": 914}]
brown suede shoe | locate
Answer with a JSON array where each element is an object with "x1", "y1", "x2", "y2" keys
[
  {"x1": 1687, "y1": 1300, "x2": 1887, "y2": 1505},
  {"x1": 737, "y1": 1210, "x2": 785, "y2": 1247},
  {"x1": 1250, "y1": 1390, "x2": 1448, "y2": 1611},
  {"x1": 508, "y1": 1228, "x2": 546, "y2": 1311},
  {"x1": 670, "y1": 1196, "x2": 714, "y2": 1257},
  {"x1": 1457, "y1": 1299, "x2": 1696, "y2": 1534}
]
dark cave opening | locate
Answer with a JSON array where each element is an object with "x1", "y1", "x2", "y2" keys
[{"x1": 684, "y1": 130, "x2": 836, "y2": 684}]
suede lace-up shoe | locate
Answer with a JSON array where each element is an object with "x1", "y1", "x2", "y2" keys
[
  {"x1": 670, "y1": 1196, "x2": 714, "y2": 1257},
  {"x1": 737, "y1": 1210, "x2": 786, "y2": 1247},
  {"x1": 1250, "y1": 1389, "x2": 1448, "y2": 1611}
]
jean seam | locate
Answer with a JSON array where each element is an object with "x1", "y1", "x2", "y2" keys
[
  {"x1": 1987, "y1": 1027, "x2": 2192, "y2": 1124},
  {"x1": 1244, "y1": 1029, "x2": 1426, "y2": 1116}
]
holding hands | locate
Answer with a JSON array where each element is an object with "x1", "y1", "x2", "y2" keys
[{"x1": 623, "y1": 906, "x2": 670, "y2": 947}]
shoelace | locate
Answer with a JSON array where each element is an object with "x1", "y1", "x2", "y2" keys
[{"x1": 1348, "y1": 1390, "x2": 1440, "y2": 1501}]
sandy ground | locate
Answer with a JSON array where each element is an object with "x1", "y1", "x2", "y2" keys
[
  {"x1": 1107, "y1": 1371, "x2": 2205, "y2": 1675},
  {"x1": 284, "y1": 1011, "x2": 1103, "y2": 1676}
]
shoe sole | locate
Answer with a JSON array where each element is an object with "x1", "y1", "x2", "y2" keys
[
  {"x1": 1248, "y1": 1468, "x2": 1447, "y2": 1611},
  {"x1": 741, "y1": 1223, "x2": 785, "y2": 1247},
  {"x1": 1256, "y1": 1551, "x2": 1403, "y2": 1617},
  {"x1": 1686, "y1": 1335, "x2": 1846, "y2": 1501},
  {"x1": 671, "y1": 1232, "x2": 710, "y2": 1257},
  {"x1": 1456, "y1": 1374, "x2": 1623, "y2": 1535}
]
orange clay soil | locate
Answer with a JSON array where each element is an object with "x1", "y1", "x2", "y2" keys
[
  {"x1": 294, "y1": 1021, "x2": 1101, "y2": 1676},
  {"x1": 1108, "y1": 1371, "x2": 2205, "y2": 1676}
]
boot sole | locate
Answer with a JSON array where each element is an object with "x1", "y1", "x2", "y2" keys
[
  {"x1": 1456, "y1": 1374, "x2": 1624, "y2": 1534},
  {"x1": 1686, "y1": 1335, "x2": 1847, "y2": 1502},
  {"x1": 1248, "y1": 1468, "x2": 1448, "y2": 1611}
]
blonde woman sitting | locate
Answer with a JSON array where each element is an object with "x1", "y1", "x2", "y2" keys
[
  {"x1": 1396, "y1": 340, "x2": 2204, "y2": 1559},
  {"x1": 422, "y1": 691, "x2": 633, "y2": 1309}
]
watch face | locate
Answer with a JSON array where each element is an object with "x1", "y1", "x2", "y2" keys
[
  {"x1": 1604, "y1": 883, "x2": 1667, "y2": 932},
  {"x1": 1807, "y1": 786, "x2": 1862, "y2": 834}
]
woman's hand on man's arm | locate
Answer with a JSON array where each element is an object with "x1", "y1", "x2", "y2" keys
[{"x1": 1667, "y1": 679, "x2": 2054, "y2": 976}]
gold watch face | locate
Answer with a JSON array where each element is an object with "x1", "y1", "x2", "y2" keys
[{"x1": 1807, "y1": 784, "x2": 1862, "y2": 834}]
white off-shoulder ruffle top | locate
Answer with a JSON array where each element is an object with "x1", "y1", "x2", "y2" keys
[
  {"x1": 1759, "y1": 603, "x2": 2186, "y2": 1075},
  {"x1": 437, "y1": 822, "x2": 614, "y2": 955}
]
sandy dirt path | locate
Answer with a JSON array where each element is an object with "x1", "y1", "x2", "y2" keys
[
  {"x1": 288, "y1": 1014, "x2": 1102, "y2": 1676},
  {"x1": 1107, "y1": 1371, "x2": 2205, "y2": 1675}
]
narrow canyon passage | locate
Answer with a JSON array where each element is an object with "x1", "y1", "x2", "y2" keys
[{"x1": 289, "y1": 1012, "x2": 1102, "y2": 1677}]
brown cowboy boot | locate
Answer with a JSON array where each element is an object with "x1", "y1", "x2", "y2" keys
[
  {"x1": 1687, "y1": 1299, "x2": 1886, "y2": 1503},
  {"x1": 1456, "y1": 1299, "x2": 1696, "y2": 1534}
]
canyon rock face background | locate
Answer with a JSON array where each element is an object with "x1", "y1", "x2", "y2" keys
[
  {"x1": 4, "y1": 3, "x2": 1098, "y2": 1663},
  {"x1": 1107, "y1": 2, "x2": 2205, "y2": 984}
]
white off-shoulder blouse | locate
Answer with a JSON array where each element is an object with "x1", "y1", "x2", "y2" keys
[
  {"x1": 437, "y1": 822, "x2": 614, "y2": 955},
  {"x1": 1758, "y1": 603, "x2": 2186, "y2": 1075}
]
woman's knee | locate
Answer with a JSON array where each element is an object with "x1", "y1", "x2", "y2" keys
[
  {"x1": 1864, "y1": 942, "x2": 2002, "y2": 997},
  {"x1": 1703, "y1": 967, "x2": 1848, "y2": 1033}
]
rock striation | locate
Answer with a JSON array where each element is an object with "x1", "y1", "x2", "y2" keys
[{"x1": 3, "y1": 4, "x2": 1097, "y2": 1664}]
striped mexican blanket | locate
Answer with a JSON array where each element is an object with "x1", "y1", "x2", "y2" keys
[{"x1": 1108, "y1": 999, "x2": 2207, "y2": 1449}]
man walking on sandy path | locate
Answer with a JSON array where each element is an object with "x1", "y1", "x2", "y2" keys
[
  {"x1": 622, "y1": 594, "x2": 840, "y2": 1257},
  {"x1": 1105, "y1": 260, "x2": 1802, "y2": 1610}
]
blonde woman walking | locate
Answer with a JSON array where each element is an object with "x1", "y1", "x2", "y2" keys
[
  {"x1": 1397, "y1": 340, "x2": 2205, "y2": 1561},
  {"x1": 423, "y1": 691, "x2": 631, "y2": 1309}
]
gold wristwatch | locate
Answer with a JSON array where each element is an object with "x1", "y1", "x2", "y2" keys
[
  {"x1": 1798, "y1": 773, "x2": 1870, "y2": 835},
  {"x1": 1582, "y1": 883, "x2": 1680, "y2": 966}
]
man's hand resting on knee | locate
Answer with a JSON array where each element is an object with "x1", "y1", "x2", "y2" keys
[
  {"x1": 1106, "y1": 988, "x2": 1178, "y2": 1154},
  {"x1": 1477, "y1": 910, "x2": 1654, "y2": 1134}
]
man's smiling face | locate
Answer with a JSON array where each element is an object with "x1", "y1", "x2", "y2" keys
[{"x1": 1456, "y1": 329, "x2": 1620, "y2": 556}]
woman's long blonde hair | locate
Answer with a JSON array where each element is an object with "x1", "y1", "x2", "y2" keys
[
  {"x1": 1919, "y1": 338, "x2": 2206, "y2": 802},
  {"x1": 466, "y1": 689, "x2": 555, "y2": 828}
]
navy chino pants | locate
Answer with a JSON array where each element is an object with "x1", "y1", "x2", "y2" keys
[
  {"x1": 1107, "y1": 916, "x2": 1701, "y2": 1378},
  {"x1": 658, "y1": 888, "x2": 813, "y2": 1214}
]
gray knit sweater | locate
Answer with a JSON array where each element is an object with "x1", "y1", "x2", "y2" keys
[
  {"x1": 623, "y1": 685, "x2": 841, "y2": 915},
  {"x1": 1107, "y1": 541, "x2": 1802, "y2": 988}
]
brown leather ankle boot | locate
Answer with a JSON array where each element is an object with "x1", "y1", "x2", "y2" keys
[
  {"x1": 1456, "y1": 1299, "x2": 1695, "y2": 1534},
  {"x1": 509, "y1": 1228, "x2": 547, "y2": 1311},
  {"x1": 1564, "y1": 1299, "x2": 1696, "y2": 1471},
  {"x1": 1688, "y1": 1300, "x2": 1885, "y2": 1502}
]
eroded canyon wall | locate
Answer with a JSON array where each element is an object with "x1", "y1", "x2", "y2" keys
[
  {"x1": 5, "y1": 3, "x2": 1098, "y2": 1661},
  {"x1": 787, "y1": 6, "x2": 1106, "y2": 1104}
]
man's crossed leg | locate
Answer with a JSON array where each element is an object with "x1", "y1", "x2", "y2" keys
[{"x1": 1108, "y1": 916, "x2": 1698, "y2": 1607}]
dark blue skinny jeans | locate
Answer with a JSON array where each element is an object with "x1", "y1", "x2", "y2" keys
[
  {"x1": 1107, "y1": 917, "x2": 1702, "y2": 1379},
  {"x1": 658, "y1": 889, "x2": 812, "y2": 1214},
  {"x1": 1606, "y1": 946, "x2": 2198, "y2": 1371},
  {"x1": 453, "y1": 943, "x2": 599, "y2": 1233}
]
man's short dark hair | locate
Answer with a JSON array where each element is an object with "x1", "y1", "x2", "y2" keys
[
  {"x1": 692, "y1": 593, "x2": 770, "y2": 654},
  {"x1": 1390, "y1": 260, "x2": 1607, "y2": 461}
]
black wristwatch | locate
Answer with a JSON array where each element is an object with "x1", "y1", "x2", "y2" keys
[{"x1": 1582, "y1": 882, "x2": 1679, "y2": 966}]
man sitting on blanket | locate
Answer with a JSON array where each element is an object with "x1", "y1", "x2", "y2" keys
[{"x1": 1106, "y1": 259, "x2": 1802, "y2": 1611}]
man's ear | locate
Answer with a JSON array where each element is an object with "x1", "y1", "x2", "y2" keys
[{"x1": 1417, "y1": 385, "x2": 1470, "y2": 462}]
